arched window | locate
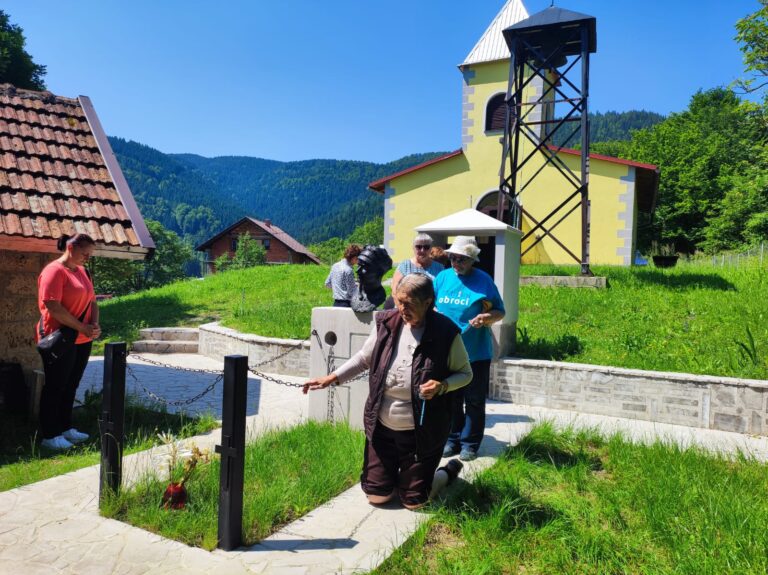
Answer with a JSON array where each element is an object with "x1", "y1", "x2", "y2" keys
[{"x1": 485, "y1": 93, "x2": 506, "y2": 132}]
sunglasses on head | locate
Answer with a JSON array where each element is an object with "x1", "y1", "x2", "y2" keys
[{"x1": 414, "y1": 244, "x2": 431, "y2": 251}]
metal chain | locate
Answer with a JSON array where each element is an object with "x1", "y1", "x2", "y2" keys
[
  {"x1": 126, "y1": 330, "x2": 367, "y2": 397},
  {"x1": 127, "y1": 353, "x2": 222, "y2": 375},
  {"x1": 247, "y1": 367, "x2": 305, "y2": 388},
  {"x1": 326, "y1": 346, "x2": 336, "y2": 423},
  {"x1": 126, "y1": 364, "x2": 222, "y2": 407}
]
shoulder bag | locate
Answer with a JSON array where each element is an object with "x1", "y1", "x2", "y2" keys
[{"x1": 37, "y1": 304, "x2": 90, "y2": 365}]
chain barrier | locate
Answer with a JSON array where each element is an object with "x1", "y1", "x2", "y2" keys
[
  {"x1": 126, "y1": 363, "x2": 223, "y2": 407},
  {"x1": 127, "y1": 353, "x2": 222, "y2": 375},
  {"x1": 126, "y1": 329, "x2": 370, "y2": 406}
]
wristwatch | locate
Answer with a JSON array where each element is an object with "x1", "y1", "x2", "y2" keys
[{"x1": 437, "y1": 381, "x2": 449, "y2": 396}]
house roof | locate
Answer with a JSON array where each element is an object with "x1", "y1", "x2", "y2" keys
[
  {"x1": 461, "y1": 0, "x2": 528, "y2": 67},
  {"x1": 195, "y1": 216, "x2": 321, "y2": 264},
  {"x1": 367, "y1": 147, "x2": 659, "y2": 214},
  {"x1": 0, "y1": 84, "x2": 154, "y2": 259}
]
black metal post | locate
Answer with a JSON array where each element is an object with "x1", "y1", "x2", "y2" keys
[
  {"x1": 99, "y1": 342, "x2": 126, "y2": 506},
  {"x1": 216, "y1": 355, "x2": 248, "y2": 551},
  {"x1": 580, "y1": 24, "x2": 592, "y2": 276}
]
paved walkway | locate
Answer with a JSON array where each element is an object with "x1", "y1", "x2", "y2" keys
[{"x1": 2, "y1": 353, "x2": 768, "y2": 575}]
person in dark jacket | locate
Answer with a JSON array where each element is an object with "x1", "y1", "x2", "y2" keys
[{"x1": 304, "y1": 274, "x2": 472, "y2": 509}]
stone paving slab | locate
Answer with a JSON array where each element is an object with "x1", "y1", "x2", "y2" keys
[{"x1": 2, "y1": 353, "x2": 768, "y2": 575}]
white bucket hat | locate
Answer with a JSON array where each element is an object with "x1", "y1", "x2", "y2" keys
[{"x1": 445, "y1": 236, "x2": 480, "y2": 262}]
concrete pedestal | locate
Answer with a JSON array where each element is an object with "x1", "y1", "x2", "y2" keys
[{"x1": 308, "y1": 307, "x2": 378, "y2": 430}]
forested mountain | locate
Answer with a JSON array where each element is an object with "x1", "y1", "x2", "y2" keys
[
  {"x1": 109, "y1": 136, "x2": 445, "y2": 247},
  {"x1": 109, "y1": 110, "x2": 663, "y2": 248},
  {"x1": 550, "y1": 110, "x2": 665, "y2": 148}
]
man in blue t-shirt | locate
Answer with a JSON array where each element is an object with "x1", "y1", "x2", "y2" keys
[{"x1": 434, "y1": 236, "x2": 505, "y2": 461}]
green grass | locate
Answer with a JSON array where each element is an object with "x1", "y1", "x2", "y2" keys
[
  {"x1": 516, "y1": 261, "x2": 768, "y2": 379},
  {"x1": 98, "y1": 262, "x2": 768, "y2": 379},
  {"x1": 375, "y1": 423, "x2": 768, "y2": 575},
  {"x1": 96, "y1": 265, "x2": 330, "y2": 354},
  {"x1": 101, "y1": 420, "x2": 365, "y2": 550},
  {"x1": 0, "y1": 396, "x2": 218, "y2": 492}
]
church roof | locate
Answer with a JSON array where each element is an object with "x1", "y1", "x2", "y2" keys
[{"x1": 461, "y1": 0, "x2": 529, "y2": 67}]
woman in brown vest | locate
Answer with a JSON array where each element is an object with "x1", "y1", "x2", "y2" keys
[{"x1": 304, "y1": 274, "x2": 472, "y2": 509}]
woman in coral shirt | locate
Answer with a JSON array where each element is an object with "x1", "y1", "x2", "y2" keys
[{"x1": 36, "y1": 233, "x2": 101, "y2": 450}]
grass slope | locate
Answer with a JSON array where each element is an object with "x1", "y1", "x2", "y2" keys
[
  {"x1": 98, "y1": 262, "x2": 768, "y2": 380},
  {"x1": 375, "y1": 423, "x2": 768, "y2": 575}
]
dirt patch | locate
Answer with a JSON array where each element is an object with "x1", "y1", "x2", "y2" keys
[{"x1": 422, "y1": 522, "x2": 464, "y2": 552}]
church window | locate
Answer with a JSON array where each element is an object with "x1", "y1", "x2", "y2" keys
[{"x1": 485, "y1": 93, "x2": 507, "y2": 132}]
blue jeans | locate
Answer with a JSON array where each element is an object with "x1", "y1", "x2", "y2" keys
[{"x1": 447, "y1": 359, "x2": 490, "y2": 453}]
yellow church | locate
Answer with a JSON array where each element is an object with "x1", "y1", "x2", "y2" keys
[{"x1": 368, "y1": 0, "x2": 658, "y2": 267}]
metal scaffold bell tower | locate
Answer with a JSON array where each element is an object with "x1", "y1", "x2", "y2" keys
[{"x1": 497, "y1": 6, "x2": 597, "y2": 275}]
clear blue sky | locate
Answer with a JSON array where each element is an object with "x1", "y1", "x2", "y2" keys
[{"x1": 4, "y1": 0, "x2": 760, "y2": 163}]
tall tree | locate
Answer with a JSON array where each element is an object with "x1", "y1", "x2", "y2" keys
[
  {"x1": 627, "y1": 88, "x2": 762, "y2": 252},
  {"x1": 735, "y1": 1, "x2": 768, "y2": 96},
  {"x1": 0, "y1": 10, "x2": 46, "y2": 90}
]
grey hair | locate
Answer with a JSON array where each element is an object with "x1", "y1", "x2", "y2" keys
[
  {"x1": 395, "y1": 273, "x2": 435, "y2": 304},
  {"x1": 412, "y1": 233, "x2": 433, "y2": 246}
]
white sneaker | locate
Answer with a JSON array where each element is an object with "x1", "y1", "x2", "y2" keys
[
  {"x1": 62, "y1": 428, "x2": 89, "y2": 443},
  {"x1": 41, "y1": 436, "x2": 74, "y2": 450}
]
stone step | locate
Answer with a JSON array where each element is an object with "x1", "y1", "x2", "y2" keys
[
  {"x1": 137, "y1": 327, "x2": 199, "y2": 342},
  {"x1": 131, "y1": 340, "x2": 199, "y2": 354}
]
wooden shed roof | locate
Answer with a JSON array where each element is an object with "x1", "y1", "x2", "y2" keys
[{"x1": 0, "y1": 84, "x2": 154, "y2": 259}]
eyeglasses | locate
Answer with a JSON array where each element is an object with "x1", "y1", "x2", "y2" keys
[
  {"x1": 414, "y1": 245, "x2": 431, "y2": 251},
  {"x1": 449, "y1": 254, "x2": 471, "y2": 263}
]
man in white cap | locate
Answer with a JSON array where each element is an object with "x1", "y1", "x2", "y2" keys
[{"x1": 433, "y1": 236, "x2": 505, "y2": 461}]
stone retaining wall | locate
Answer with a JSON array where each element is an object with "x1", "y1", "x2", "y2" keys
[
  {"x1": 198, "y1": 322, "x2": 309, "y2": 377},
  {"x1": 198, "y1": 318, "x2": 768, "y2": 436},
  {"x1": 492, "y1": 358, "x2": 768, "y2": 435}
]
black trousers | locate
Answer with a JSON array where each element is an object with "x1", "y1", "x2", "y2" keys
[
  {"x1": 361, "y1": 423, "x2": 442, "y2": 506},
  {"x1": 39, "y1": 341, "x2": 92, "y2": 439}
]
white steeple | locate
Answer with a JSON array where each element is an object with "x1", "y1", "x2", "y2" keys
[{"x1": 461, "y1": 0, "x2": 529, "y2": 67}]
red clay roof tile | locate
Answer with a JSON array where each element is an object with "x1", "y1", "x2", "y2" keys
[
  {"x1": 4, "y1": 213, "x2": 21, "y2": 234},
  {"x1": 35, "y1": 216, "x2": 51, "y2": 238},
  {"x1": 21, "y1": 173, "x2": 35, "y2": 189},
  {"x1": 19, "y1": 214, "x2": 33, "y2": 236},
  {"x1": 11, "y1": 192, "x2": 29, "y2": 211},
  {"x1": 124, "y1": 227, "x2": 138, "y2": 245},
  {"x1": 68, "y1": 198, "x2": 83, "y2": 218},
  {"x1": 48, "y1": 219, "x2": 61, "y2": 238},
  {"x1": 100, "y1": 222, "x2": 114, "y2": 243},
  {"x1": 112, "y1": 224, "x2": 127, "y2": 244}
]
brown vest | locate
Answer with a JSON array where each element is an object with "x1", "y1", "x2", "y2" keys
[{"x1": 363, "y1": 309, "x2": 460, "y2": 458}]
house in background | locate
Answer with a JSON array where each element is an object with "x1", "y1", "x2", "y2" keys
[
  {"x1": 368, "y1": 0, "x2": 659, "y2": 266},
  {"x1": 196, "y1": 216, "x2": 321, "y2": 273},
  {"x1": 0, "y1": 84, "x2": 154, "y2": 382}
]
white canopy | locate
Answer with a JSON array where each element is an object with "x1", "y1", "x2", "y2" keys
[{"x1": 416, "y1": 208, "x2": 518, "y2": 236}]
